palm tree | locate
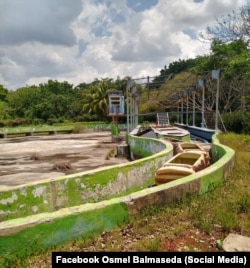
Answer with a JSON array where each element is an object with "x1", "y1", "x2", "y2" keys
[{"x1": 82, "y1": 79, "x2": 115, "y2": 120}]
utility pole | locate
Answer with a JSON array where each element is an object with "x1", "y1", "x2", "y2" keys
[
  {"x1": 198, "y1": 79, "x2": 205, "y2": 128},
  {"x1": 212, "y1": 70, "x2": 220, "y2": 130}
]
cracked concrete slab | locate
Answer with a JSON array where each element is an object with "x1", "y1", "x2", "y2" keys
[{"x1": 0, "y1": 131, "x2": 129, "y2": 187}]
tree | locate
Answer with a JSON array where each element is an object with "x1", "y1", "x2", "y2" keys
[
  {"x1": 82, "y1": 79, "x2": 114, "y2": 120},
  {"x1": 0, "y1": 85, "x2": 9, "y2": 120},
  {"x1": 195, "y1": 39, "x2": 250, "y2": 113},
  {"x1": 151, "y1": 59, "x2": 196, "y2": 89},
  {"x1": 7, "y1": 86, "x2": 41, "y2": 118},
  {"x1": 38, "y1": 80, "x2": 77, "y2": 121},
  {"x1": 0, "y1": 85, "x2": 8, "y2": 102},
  {"x1": 198, "y1": 4, "x2": 250, "y2": 114},
  {"x1": 200, "y1": 5, "x2": 250, "y2": 45}
]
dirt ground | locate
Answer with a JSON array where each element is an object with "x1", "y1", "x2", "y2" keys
[{"x1": 0, "y1": 131, "x2": 130, "y2": 187}]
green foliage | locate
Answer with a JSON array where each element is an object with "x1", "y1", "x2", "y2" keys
[
  {"x1": 0, "y1": 85, "x2": 8, "y2": 103},
  {"x1": 71, "y1": 125, "x2": 86, "y2": 133},
  {"x1": 110, "y1": 122, "x2": 120, "y2": 136},
  {"x1": 82, "y1": 78, "x2": 115, "y2": 120},
  {"x1": 4, "y1": 80, "x2": 102, "y2": 123},
  {"x1": 214, "y1": 210, "x2": 237, "y2": 232},
  {"x1": 210, "y1": 39, "x2": 250, "y2": 79},
  {"x1": 80, "y1": 77, "x2": 128, "y2": 121},
  {"x1": 135, "y1": 235, "x2": 162, "y2": 251},
  {"x1": 0, "y1": 101, "x2": 10, "y2": 120},
  {"x1": 152, "y1": 59, "x2": 197, "y2": 88},
  {"x1": 6, "y1": 118, "x2": 30, "y2": 127},
  {"x1": 105, "y1": 147, "x2": 116, "y2": 160},
  {"x1": 222, "y1": 112, "x2": 250, "y2": 133},
  {"x1": 234, "y1": 193, "x2": 250, "y2": 213},
  {"x1": 138, "y1": 72, "x2": 197, "y2": 117}
]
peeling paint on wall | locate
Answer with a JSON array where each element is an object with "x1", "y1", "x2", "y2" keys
[{"x1": 0, "y1": 192, "x2": 18, "y2": 205}]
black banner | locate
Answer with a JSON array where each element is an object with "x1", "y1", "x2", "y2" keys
[{"x1": 52, "y1": 252, "x2": 249, "y2": 267}]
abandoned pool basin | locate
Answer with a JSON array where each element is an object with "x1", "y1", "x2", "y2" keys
[{"x1": 0, "y1": 133, "x2": 235, "y2": 255}]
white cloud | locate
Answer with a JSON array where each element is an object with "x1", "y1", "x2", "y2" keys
[{"x1": 0, "y1": 0, "x2": 248, "y2": 90}]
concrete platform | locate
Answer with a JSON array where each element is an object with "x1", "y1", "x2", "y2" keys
[{"x1": 0, "y1": 131, "x2": 129, "y2": 187}]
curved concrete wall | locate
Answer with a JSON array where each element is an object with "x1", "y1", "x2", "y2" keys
[
  {"x1": 0, "y1": 134, "x2": 234, "y2": 256},
  {"x1": 0, "y1": 136, "x2": 173, "y2": 221}
]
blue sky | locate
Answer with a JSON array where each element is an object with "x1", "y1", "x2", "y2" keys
[{"x1": 0, "y1": 0, "x2": 248, "y2": 90}]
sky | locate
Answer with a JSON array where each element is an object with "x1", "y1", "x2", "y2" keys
[{"x1": 0, "y1": 0, "x2": 248, "y2": 90}]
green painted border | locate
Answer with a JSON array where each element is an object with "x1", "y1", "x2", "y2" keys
[
  {"x1": 0, "y1": 198, "x2": 129, "y2": 255},
  {"x1": 0, "y1": 137, "x2": 172, "y2": 221}
]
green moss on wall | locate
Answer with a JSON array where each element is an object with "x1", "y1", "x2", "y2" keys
[
  {"x1": 0, "y1": 184, "x2": 52, "y2": 221},
  {"x1": 86, "y1": 168, "x2": 124, "y2": 186},
  {"x1": 211, "y1": 144, "x2": 226, "y2": 163},
  {"x1": 128, "y1": 135, "x2": 167, "y2": 157},
  {"x1": 0, "y1": 201, "x2": 129, "y2": 257},
  {"x1": 200, "y1": 168, "x2": 223, "y2": 194},
  {"x1": 105, "y1": 177, "x2": 155, "y2": 200},
  {"x1": 74, "y1": 168, "x2": 124, "y2": 189}
]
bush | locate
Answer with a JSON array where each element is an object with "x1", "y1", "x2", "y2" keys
[
  {"x1": 242, "y1": 113, "x2": 250, "y2": 134},
  {"x1": 47, "y1": 118, "x2": 58, "y2": 125},
  {"x1": 7, "y1": 118, "x2": 30, "y2": 127},
  {"x1": 222, "y1": 112, "x2": 250, "y2": 134},
  {"x1": 31, "y1": 118, "x2": 45, "y2": 125},
  {"x1": 0, "y1": 120, "x2": 7, "y2": 127},
  {"x1": 72, "y1": 125, "x2": 86, "y2": 133}
]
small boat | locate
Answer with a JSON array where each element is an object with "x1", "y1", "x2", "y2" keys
[
  {"x1": 155, "y1": 151, "x2": 209, "y2": 185},
  {"x1": 175, "y1": 141, "x2": 204, "y2": 152},
  {"x1": 174, "y1": 124, "x2": 216, "y2": 143},
  {"x1": 129, "y1": 124, "x2": 190, "y2": 142},
  {"x1": 150, "y1": 124, "x2": 191, "y2": 141},
  {"x1": 173, "y1": 141, "x2": 210, "y2": 166},
  {"x1": 130, "y1": 113, "x2": 191, "y2": 141}
]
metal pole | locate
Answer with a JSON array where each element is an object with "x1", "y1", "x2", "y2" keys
[
  {"x1": 181, "y1": 97, "x2": 183, "y2": 124},
  {"x1": 126, "y1": 82, "x2": 130, "y2": 134},
  {"x1": 215, "y1": 77, "x2": 219, "y2": 130},
  {"x1": 212, "y1": 69, "x2": 220, "y2": 131},
  {"x1": 135, "y1": 99, "x2": 138, "y2": 127},
  {"x1": 186, "y1": 94, "x2": 189, "y2": 125},
  {"x1": 131, "y1": 97, "x2": 134, "y2": 130},
  {"x1": 177, "y1": 102, "x2": 180, "y2": 123},
  {"x1": 130, "y1": 93, "x2": 133, "y2": 132},
  {"x1": 192, "y1": 91, "x2": 195, "y2": 126},
  {"x1": 202, "y1": 85, "x2": 205, "y2": 128},
  {"x1": 198, "y1": 79, "x2": 205, "y2": 128}
]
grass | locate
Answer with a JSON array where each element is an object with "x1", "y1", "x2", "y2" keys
[
  {"x1": 0, "y1": 122, "x2": 127, "y2": 135},
  {"x1": 105, "y1": 147, "x2": 116, "y2": 159},
  {"x1": 0, "y1": 124, "x2": 88, "y2": 135},
  {"x1": 1, "y1": 132, "x2": 250, "y2": 267}
]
